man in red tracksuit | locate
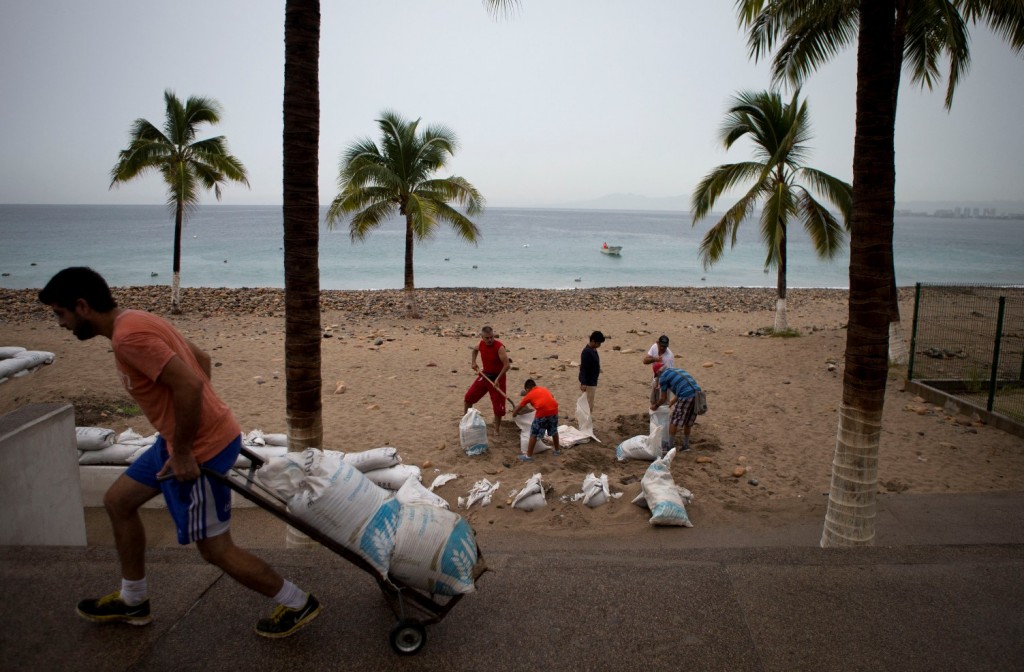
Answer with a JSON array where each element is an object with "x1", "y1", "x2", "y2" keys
[{"x1": 464, "y1": 325, "x2": 511, "y2": 435}]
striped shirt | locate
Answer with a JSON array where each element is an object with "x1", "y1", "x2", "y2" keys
[{"x1": 658, "y1": 367, "x2": 700, "y2": 400}]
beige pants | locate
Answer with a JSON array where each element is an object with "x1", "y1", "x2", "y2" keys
[{"x1": 582, "y1": 384, "x2": 596, "y2": 412}]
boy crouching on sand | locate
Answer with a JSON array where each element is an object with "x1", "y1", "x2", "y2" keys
[{"x1": 512, "y1": 379, "x2": 561, "y2": 462}]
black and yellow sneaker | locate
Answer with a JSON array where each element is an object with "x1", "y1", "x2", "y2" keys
[
  {"x1": 255, "y1": 594, "x2": 321, "y2": 639},
  {"x1": 76, "y1": 592, "x2": 152, "y2": 626}
]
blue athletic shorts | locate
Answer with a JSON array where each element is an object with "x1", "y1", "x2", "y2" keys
[
  {"x1": 125, "y1": 434, "x2": 242, "y2": 545},
  {"x1": 530, "y1": 414, "x2": 559, "y2": 438}
]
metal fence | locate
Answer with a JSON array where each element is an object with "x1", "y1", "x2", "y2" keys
[{"x1": 908, "y1": 283, "x2": 1024, "y2": 423}]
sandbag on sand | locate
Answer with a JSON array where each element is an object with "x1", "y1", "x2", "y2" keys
[
  {"x1": 639, "y1": 448, "x2": 693, "y2": 527},
  {"x1": 512, "y1": 473, "x2": 547, "y2": 511},
  {"x1": 396, "y1": 476, "x2": 450, "y2": 509},
  {"x1": 0, "y1": 350, "x2": 55, "y2": 380},
  {"x1": 459, "y1": 409, "x2": 488, "y2": 455}
]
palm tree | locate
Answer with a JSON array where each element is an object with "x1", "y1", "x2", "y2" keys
[
  {"x1": 110, "y1": 90, "x2": 249, "y2": 314},
  {"x1": 326, "y1": 111, "x2": 485, "y2": 318},
  {"x1": 281, "y1": 0, "x2": 321, "y2": 548},
  {"x1": 738, "y1": 0, "x2": 1024, "y2": 365},
  {"x1": 736, "y1": 0, "x2": 1024, "y2": 546},
  {"x1": 691, "y1": 89, "x2": 851, "y2": 332}
]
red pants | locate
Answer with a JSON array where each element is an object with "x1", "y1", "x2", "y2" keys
[{"x1": 465, "y1": 374, "x2": 507, "y2": 418}]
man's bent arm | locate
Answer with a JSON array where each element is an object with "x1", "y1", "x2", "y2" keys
[{"x1": 157, "y1": 355, "x2": 205, "y2": 479}]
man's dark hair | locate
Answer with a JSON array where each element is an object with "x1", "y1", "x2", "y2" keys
[
  {"x1": 590, "y1": 330, "x2": 605, "y2": 343},
  {"x1": 523, "y1": 378, "x2": 536, "y2": 390},
  {"x1": 38, "y1": 267, "x2": 117, "y2": 312}
]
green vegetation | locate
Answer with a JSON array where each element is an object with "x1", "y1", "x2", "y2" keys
[
  {"x1": 326, "y1": 110, "x2": 485, "y2": 318},
  {"x1": 691, "y1": 89, "x2": 851, "y2": 334},
  {"x1": 110, "y1": 90, "x2": 249, "y2": 314}
]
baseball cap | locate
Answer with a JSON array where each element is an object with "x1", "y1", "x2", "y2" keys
[{"x1": 658, "y1": 335, "x2": 669, "y2": 345}]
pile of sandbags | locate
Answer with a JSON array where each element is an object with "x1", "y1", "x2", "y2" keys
[
  {"x1": 77, "y1": 428, "x2": 157, "y2": 465},
  {"x1": 0, "y1": 347, "x2": 55, "y2": 384},
  {"x1": 257, "y1": 447, "x2": 479, "y2": 596}
]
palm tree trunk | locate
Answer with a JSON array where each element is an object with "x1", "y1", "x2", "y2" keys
[
  {"x1": 403, "y1": 212, "x2": 420, "y2": 318},
  {"x1": 171, "y1": 200, "x2": 184, "y2": 314},
  {"x1": 774, "y1": 223, "x2": 788, "y2": 332},
  {"x1": 283, "y1": 0, "x2": 322, "y2": 548},
  {"x1": 887, "y1": 7, "x2": 909, "y2": 365},
  {"x1": 821, "y1": 0, "x2": 897, "y2": 547}
]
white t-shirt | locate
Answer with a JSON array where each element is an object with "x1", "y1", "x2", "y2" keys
[{"x1": 647, "y1": 344, "x2": 675, "y2": 371}]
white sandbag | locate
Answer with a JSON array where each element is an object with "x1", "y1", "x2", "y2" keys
[
  {"x1": 574, "y1": 393, "x2": 599, "y2": 441},
  {"x1": 263, "y1": 433, "x2": 288, "y2": 447},
  {"x1": 389, "y1": 503, "x2": 479, "y2": 595},
  {"x1": 458, "y1": 478, "x2": 499, "y2": 509},
  {"x1": 512, "y1": 473, "x2": 547, "y2": 512},
  {"x1": 363, "y1": 464, "x2": 422, "y2": 491},
  {"x1": 640, "y1": 448, "x2": 693, "y2": 527},
  {"x1": 0, "y1": 350, "x2": 56, "y2": 379},
  {"x1": 430, "y1": 473, "x2": 458, "y2": 491},
  {"x1": 0, "y1": 359, "x2": 29, "y2": 379},
  {"x1": 235, "y1": 445, "x2": 289, "y2": 468},
  {"x1": 16, "y1": 350, "x2": 54, "y2": 367},
  {"x1": 581, "y1": 473, "x2": 611, "y2": 508},
  {"x1": 79, "y1": 443, "x2": 145, "y2": 465},
  {"x1": 0, "y1": 346, "x2": 26, "y2": 358},
  {"x1": 632, "y1": 484, "x2": 693, "y2": 508},
  {"x1": 615, "y1": 435, "x2": 656, "y2": 462},
  {"x1": 282, "y1": 448, "x2": 399, "y2": 575},
  {"x1": 244, "y1": 429, "x2": 267, "y2": 446},
  {"x1": 342, "y1": 446, "x2": 401, "y2": 473},
  {"x1": 76, "y1": 427, "x2": 115, "y2": 451},
  {"x1": 459, "y1": 408, "x2": 489, "y2": 455},
  {"x1": 557, "y1": 425, "x2": 594, "y2": 448},
  {"x1": 116, "y1": 429, "x2": 158, "y2": 447},
  {"x1": 513, "y1": 410, "x2": 534, "y2": 454},
  {"x1": 396, "y1": 476, "x2": 450, "y2": 509},
  {"x1": 648, "y1": 406, "x2": 670, "y2": 454},
  {"x1": 514, "y1": 409, "x2": 554, "y2": 455},
  {"x1": 255, "y1": 448, "x2": 345, "y2": 498}
]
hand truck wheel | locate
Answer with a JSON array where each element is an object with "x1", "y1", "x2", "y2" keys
[{"x1": 388, "y1": 618, "x2": 427, "y2": 655}]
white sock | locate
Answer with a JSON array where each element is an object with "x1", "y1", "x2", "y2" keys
[
  {"x1": 273, "y1": 580, "x2": 306, "y2": 609},
  {"x1": 120, "y1": 577, "x2": 148, "y2": 606}
]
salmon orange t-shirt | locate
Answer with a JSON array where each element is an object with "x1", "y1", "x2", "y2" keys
[
  {"x1": 112, "y1": 310, "x2": 240, "y2": 463},
  {"x1": 520, "y1": 386, "x2": 558, "y2": 418}
]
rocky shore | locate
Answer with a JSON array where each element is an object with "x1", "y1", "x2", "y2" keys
[{"x1": 0, "y1": 285, "x2": 887, "y2": 324}]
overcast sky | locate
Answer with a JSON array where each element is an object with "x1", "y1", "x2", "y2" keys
[{"x1": 2, "y1": 1, "x2": 1022, "y2": 209}]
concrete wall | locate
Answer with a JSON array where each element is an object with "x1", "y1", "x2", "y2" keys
[{"x1": 0, "y1": 404, "x2": 87, "y2": 546}]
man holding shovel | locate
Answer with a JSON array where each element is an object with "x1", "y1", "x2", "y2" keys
[{"x1": 464, "y1": 325, "x2": 512, "y2": 435}]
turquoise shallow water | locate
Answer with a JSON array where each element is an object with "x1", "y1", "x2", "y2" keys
[{"x1": 1, "y1": 204, "x2": 1021, "y2": 290}]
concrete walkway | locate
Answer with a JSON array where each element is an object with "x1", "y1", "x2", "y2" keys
[{"x1": 4, "y1": 492, "x2": 1024, "y2": 671}]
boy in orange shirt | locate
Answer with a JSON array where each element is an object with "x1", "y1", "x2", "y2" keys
[{"x1": 511, "y1": 378, "x2": 561, "y2": 461}]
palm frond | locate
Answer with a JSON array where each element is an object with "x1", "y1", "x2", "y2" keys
[
  {"x1": 796, "y1": 166, "x2": 852, "y2": 222},
  {"x1": 691, "y1": 162, "x2": 767, "y2": 221},
  {"x1": 796, "y1": 188, "x2": 847, "y2": 258}
]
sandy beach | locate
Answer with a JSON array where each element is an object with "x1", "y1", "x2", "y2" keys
[{"x1": 3, "y1": 285, "x2": 1022, "y2": 539}]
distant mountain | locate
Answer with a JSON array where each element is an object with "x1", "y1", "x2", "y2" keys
[{"x1": 548, "y1": 193, "x2": 1024, "y2": 216}]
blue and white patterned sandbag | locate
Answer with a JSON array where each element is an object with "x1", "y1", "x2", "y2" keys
[
  {"x1": 389, "y1": 503, "x2": 480, "y2": 595},
  {"x1": 641, "y1": 449, "x2": 693, "y2": 527},
  {"x1": 287, "y1": 452, "x2": 400, "y2": 575}
]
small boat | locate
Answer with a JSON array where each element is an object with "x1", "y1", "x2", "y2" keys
[{"x1": 600, "y1": 242, "x2": 622, "y2": 256}]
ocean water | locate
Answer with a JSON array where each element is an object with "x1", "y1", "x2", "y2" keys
[{"x1": 1, "y1": 204, "x2": 1021, "y2": 290}]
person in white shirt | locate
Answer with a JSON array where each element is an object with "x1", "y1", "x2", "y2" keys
[{"x1": 642, "y1": 335, "x2": 675, "y2": 405}]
